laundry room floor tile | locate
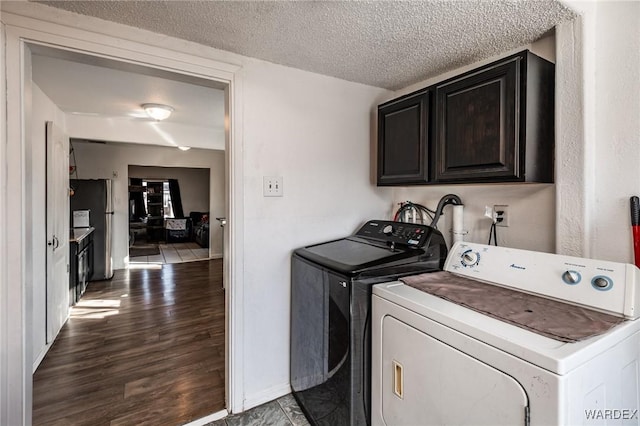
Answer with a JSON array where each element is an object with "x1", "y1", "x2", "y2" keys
[{"x1": 205, "y1": 394, "x2": 309, "y2": 426}]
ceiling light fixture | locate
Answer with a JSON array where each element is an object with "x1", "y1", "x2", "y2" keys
[
  {"x1": 142, "y1": 103, "x2": 174, "y2": 121},
  {"x1": 178, "y1": 146, "x2": 191, "y2": 151}
]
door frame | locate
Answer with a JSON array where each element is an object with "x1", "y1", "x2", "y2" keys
[{"x1": 0, "y1": 8, "x2": 246, "y2": 424}]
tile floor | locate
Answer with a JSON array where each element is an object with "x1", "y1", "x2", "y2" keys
[
  {"x1": 130, "y1": 242, "x2": 210, "y2": 264},
  {"x1": 206, "y1": 394, "x2": 310, "y2": 426}
]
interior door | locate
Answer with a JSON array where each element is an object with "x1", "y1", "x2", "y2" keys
[
  {"x1": 381, "y1": 316, "x2": 528, "y2": 426},
  {"x1": 46, "y1": 121, "x2": 70, "y2": 343}
]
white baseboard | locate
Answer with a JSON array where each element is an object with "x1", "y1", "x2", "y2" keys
[
  {"x1": 240, "y1": 382, "x2": 292, "y2": 413},
  {"x1": 33, "y1": 307, "x2": 70, "y2": 372},
  {"x1": 182, "y1": 409, "x2": 228, "y2": 426},
  {"x1": 32, "y1": 343, "x2": 50, "y2": 373}
]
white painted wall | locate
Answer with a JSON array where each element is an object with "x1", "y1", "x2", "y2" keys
[
  {"x1": 590, "y1": 1, "x2": 640, "y2": 262},
  {"x1": 240, "y1": 58, "x2": 389, "y2": 404},
  {"x1": 72, "y1": 142, "x2": 225, "y2": 265},
  {"x1": 381, "y1": 35, "x2": 558, "y2": 253},
  {"x1": 555, "y1": 1, "x2": 640, "y2": 262},
  {"x1": 128, "y1": 166, "x2": 211, "y2": 215},
  {"x1": 555, "y1": 13, "x2": 591, "y2": 257},
  {"x1": 30, "y1": 83, "x2": 67, "y2": 368},
  {"x1": 388, "y1": 185, "x2": 555, "y2": 252}
]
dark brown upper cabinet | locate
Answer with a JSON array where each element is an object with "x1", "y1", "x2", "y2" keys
[
  {"x1": 377, "y1": 89, "x2": 430, "y2": 185},
  {"x1": 433, "y1": 51, "x2": 555, "y2": 183},
  {"x1": 376, "y1": 50, "x2": 554, "y2": 186}
]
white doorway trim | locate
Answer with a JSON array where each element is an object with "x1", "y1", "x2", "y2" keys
[{"x1": 0, "y1": 7, "x2": 245, "y2": 423}]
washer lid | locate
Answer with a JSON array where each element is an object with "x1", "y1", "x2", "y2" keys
[{"x1": 296, "y1": 237, "x2": 423, "y2": 275}]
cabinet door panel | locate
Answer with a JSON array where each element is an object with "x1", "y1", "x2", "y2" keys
[
  {"x1": 435, "y1": 58, "x2": 519, "y2": 182},
  {"x1": 384, "y1": 106, "x2": 421, "y2": 175},
  {"x1": 377, "y1": 90, "x2": 429, "y2": 185},
  {"x1": 445, "y1": 79, "x2": 504, "y2": 168}
]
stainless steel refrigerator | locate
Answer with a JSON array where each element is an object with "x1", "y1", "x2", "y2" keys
[{"x1": 70, "y1": 179, "x2": 114, "y2": 280}]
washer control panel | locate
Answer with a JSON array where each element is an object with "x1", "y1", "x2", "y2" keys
[
  {"x1": 355, "y1": 220, "x2": 434, "y2": 248},
  {"x1": 445, "y1": 242, "x2": 640, "y2": 319}
]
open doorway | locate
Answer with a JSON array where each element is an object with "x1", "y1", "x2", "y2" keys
[
  {"x1": 127, "y1": 164, "x2": 221, "y2": 265},
  {"x1": 27, "y1": 44, "x2": 232, "y2": 423}
]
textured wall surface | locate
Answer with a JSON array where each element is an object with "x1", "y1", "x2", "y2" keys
[
  {"x1": 555, "y1": 1, "x2": 640, "y2": 262},
  {"x1": 555, "y1": 15, "x2": 589, "y2": 257},
  {"x1": 591, "y1": 1, "x2": 640, "y2": 262}
]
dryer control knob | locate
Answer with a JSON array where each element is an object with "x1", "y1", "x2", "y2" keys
[
  {"x1": 382, "y1": 225, "x2": 394, "y2": 235},
  {"x1": 562, "y1": 270, "x2": 581, "y2": 284},
  {"x1": 594, "y1": 277, "x2": 610, "y2": 289}
]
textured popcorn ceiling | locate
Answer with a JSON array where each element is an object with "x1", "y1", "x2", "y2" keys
[{"x1": 36, "y1": 1, "x2": 576, "y2": 90}]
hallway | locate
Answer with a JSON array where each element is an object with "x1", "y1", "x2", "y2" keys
[{"x1": 33, "y1": 259, "x2": 225, "y2": 425}]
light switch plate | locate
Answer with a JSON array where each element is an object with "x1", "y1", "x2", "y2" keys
[{"x1": 263, "y1": 176, "x2": 283, "y2": 197}]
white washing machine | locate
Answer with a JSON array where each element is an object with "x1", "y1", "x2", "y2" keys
[{"x1": 372, "y1": 242, "x2": 640, "y2": 426}]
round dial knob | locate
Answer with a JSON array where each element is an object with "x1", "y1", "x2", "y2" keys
[
  {"x1": 562, "y1": 270, "x2": 581, "y2": 284},
  {"x1": 382, "y1": 225, "x2": 394, "y2": 235},
  {"x1": 593, "y1": 277, "x2": 611, "y2": 289},
  {"x1": 461, "y1": 251, "x2": 480, "y2": 267}
]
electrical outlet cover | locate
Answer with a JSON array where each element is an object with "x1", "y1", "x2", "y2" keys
[{"x1": 494, "y1": 204, "x2": 509, "y2": 227}]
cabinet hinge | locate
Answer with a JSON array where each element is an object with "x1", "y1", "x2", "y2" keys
[{"x1": 524, "y1": 406, "x2": 530, "y2": 426}]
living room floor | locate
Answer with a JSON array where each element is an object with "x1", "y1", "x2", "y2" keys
[{"x1": 130, "y1": 242, "x2": 210, "y2": 264}]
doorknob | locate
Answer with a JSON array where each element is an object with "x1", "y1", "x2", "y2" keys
[{"x1": 48, "y1": 236, "x2": 60, "y2": 249}]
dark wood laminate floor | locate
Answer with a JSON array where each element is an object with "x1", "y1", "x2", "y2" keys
[{"x1": 33, "y1": 259, "x2": 225, "y2": 426}]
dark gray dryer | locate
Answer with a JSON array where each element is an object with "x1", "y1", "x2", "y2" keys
[{"x1": 290, "y1": 220, "x2": 447, "y2": 426}]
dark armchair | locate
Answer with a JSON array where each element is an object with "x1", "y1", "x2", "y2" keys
[{"x1": 190, "y1": 212, "x2": 210, "y2": 248}]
